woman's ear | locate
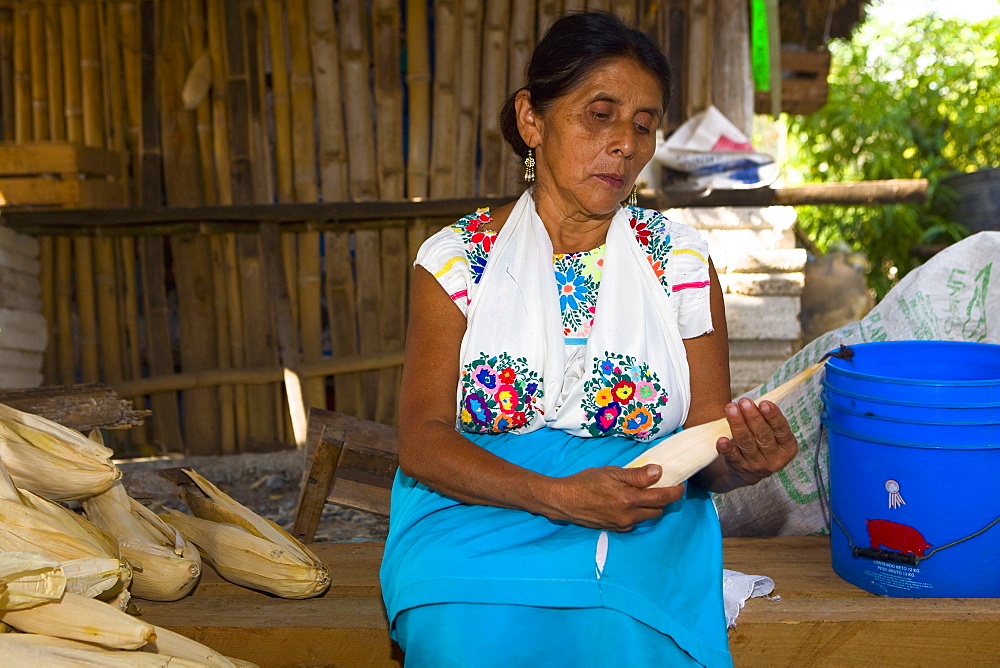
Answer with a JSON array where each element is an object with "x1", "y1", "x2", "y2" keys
[{"x1": 514, "y1": 89, "x2": 542, "y2": 149}]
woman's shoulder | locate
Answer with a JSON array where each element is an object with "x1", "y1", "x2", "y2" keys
[
  {"x1": 415, "y1": 207, "x2": 499, "y2": 315},
  {"x1": 625, "y1": 206, "x2": 709, "y2": 266}
]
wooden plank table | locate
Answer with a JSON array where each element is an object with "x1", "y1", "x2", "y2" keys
[{"x1": 136, "y1": 537, "x2": 1000, "y2": 667}]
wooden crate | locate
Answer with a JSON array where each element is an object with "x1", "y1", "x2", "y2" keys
[
  {"x1": 755, "y1": 48, "x2": 832, "y2": 116},
  {"x1": 0, "y1": 142, "x2": 128, "y2": 209}
]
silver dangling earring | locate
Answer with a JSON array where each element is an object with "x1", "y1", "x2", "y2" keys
[
  {"x1": 524, "y1": 148, "x2": 536, "y2": 184},
  {"x1": 625, "y1": 184, "x2": 638, "y2": 207}
]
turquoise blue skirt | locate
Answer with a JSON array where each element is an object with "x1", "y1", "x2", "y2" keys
[{"x1": 379, "y1": 428, "x2": 732, "y2": 667}]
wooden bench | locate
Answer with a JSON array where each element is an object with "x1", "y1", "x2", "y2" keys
[{"x1": 135, "y1": 537, "x2": 1000, "y2": 667}]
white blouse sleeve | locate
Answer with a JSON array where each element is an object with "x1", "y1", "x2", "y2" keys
[{"x1": 414, "y1": 224, "x2": 472, "y2": 317}]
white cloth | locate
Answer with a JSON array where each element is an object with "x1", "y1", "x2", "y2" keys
[
  {"x1": 722, "y1": 569, "x2": 777, "y2": 628},
  {"x1": 459, "y1": 190, "x2": 693, "y2": 442}
]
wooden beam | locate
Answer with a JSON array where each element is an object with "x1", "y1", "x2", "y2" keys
[
  {"x1": 111, "y1": 349, "x2": 404, "y2": 397},
  {"x1": 0, "y1": 383, "x2": 149, "y2": 431},
  {"x1": 654, "y1": 179, "x2": 929, "y2": 209}
]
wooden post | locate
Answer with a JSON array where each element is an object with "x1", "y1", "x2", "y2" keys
[
  {"x1": 44, "y1": 2, "x2": 64, "y2": 141},
  {"x1": 140, "y1": 236, "x2": 184, "y2": 451},
  {"x1": 74, "y1": 237, "x2": 99, "y2": 382},
  {"x1": 28, "y1": 2, "x2": 48, "y2": 140},
  {"x1": 222, "y1": 0, "x2": 253, "y2": 205},
  {"x1": 338, "y1": 0, "x2": 378, "y2": 200},
  {"x1": 12, "y1": 4, "x2": 29, "y2": 142},
  {"x1": 372, "y1": 0, "x2": 404, "y2": 201},
  {"x1": 324, "y1": 230, "x2": 362, "y2": 418},
  {"x1": 189, "y1": 0, "x2": 220, "y2": 206},
  {"x1": 308, "y1": 0, "x2": 348, "y2": 201},
  {"x1": 264, "y1": 0, "x2": 294, "y2": 203},
  {"x1": 711, "y1": 0, "x2": 753, "y2": 136},
  {"x1": 139, "y1": 0, "x2": 162, "y2": 206},
  {"x1": 506, "y1": 0, "x2": 535, "y2": 196},
  {"x1": 119, "y1": 1, "x2": 143, "y2": 204},
  {"x1": 478, "y1": 0, "x2": 509, "y2": 196},
  {"x1": 79, "y1": 0, "x2": 105, "y2": 147},
  {"x1": 53, "y1": 237, "x2": 74, "y2": 384},
  {"x1": 206, "y1": 0, "x2": 233, "y2": 205},
  {"x1": 428, "y1": 0, "x2": 457, "y2": 198},
  {"x1": 404, "y1": 0, "x2": 429, "y2": 199},
  {"x1": 0, "y1": 7, "x2": 14, "y2": 141},
  {"x1": 685, "y1": 0, "x2": 713, "y2": 118},
  {"x1": 260, "y1": 223, "x2": 308, "y2": 446},
  {"x1": 455, "y1": 0, "x2": 482, "y2": 198},
  {"x1": 244, "y1": 0, "x2": 275, "y2": 205}
]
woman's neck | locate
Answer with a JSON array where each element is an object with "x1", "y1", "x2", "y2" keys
[{"x1": 532, "y1": 187, "x2": 616, "y2": 254}]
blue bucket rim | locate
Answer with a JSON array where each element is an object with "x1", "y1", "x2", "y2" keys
[
  {"x1": 821, "y1": 414, "x2": 1000, "y2": 450},
  {"x1": 824, "y1": 340, "x2": 1000, "y2": 388},
  {"x1": 822, "y1": 389, "x2": 1000, "y2": 426},
  {"x1": 820, "y1": 379, "x2": 1000, "y2": 413}
]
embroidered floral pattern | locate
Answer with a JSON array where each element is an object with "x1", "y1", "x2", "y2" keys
[
  {"x1": 627, "y1": 206, "x2": 675, "y2": 287},
  {"x1": 451, "y1": 209, "x2": 498, "y2": 285},
  {"x1": 554, "y1": 249, "x2": 603, "y2": 340},
  {"x1": 460, "y1": 352, "x2": 543, "y2": 434},
  {"x1": 580, "y1": 352, "x2": 668, "y2": 440}
]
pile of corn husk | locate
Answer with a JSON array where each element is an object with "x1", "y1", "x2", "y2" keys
[{"x1": 0, "y1": 403, "x2": 262, "y2": 666}]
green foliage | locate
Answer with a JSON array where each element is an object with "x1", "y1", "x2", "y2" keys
[{"x1": 788, "y1": 13, "x2": 1000, "y2": 299}]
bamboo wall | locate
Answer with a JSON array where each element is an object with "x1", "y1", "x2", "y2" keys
[{"x1": 0, "y1": 0, "x2": 748, "y2": 455}]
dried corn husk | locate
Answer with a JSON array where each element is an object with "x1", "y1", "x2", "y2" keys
[
  {"x1": 0, "y1": 591, "x2": 155, "y2": 649},
  {"x1": 83, "y1": 480, "x2": 201, "y2": 602},
  {"x1": 0, "y1": 457, "x2": 131, "y2": 599},
  {"x1": 627, "y1": 351, "x2": 844, "y2": 488},
  {"x1": 0, "y1": 633, "x2": 206, "y2": 666},
  {"x1": 160, "y1": 509, "x2": 329, "y2": 599},
  {"x1": 144, "y1": 624, "x2": 257, "y2": 667},
  {"x1": 158, "y1": 469, "x2": 328, "y2": 599},
  {"x1": 0, "y1": 552, "x2": 66, "y2": 612},
  {"x1": 0, "y1": 402, "x2": 120, "y2": 501}
]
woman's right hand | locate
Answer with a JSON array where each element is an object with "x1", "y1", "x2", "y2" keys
[{"x1": 543, "y1": 464, "x2": 685, "y2": 532}]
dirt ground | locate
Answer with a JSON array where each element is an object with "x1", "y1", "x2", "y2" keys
[{"x1": 117, "y1": 449, "x2": 389, "y2": 543}]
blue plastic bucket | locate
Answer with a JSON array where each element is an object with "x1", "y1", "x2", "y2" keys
[{"x1": 823, "y1": 341, "x2": 1000, "y2": 598}]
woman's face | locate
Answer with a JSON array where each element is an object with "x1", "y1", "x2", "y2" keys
[{"x1": 520, "y1": 58, "x2": 664, "y2": 220}]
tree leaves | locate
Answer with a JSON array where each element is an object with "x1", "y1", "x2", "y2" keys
[{"x1": 788, "y1": 13, "x2": 1000, "y2": 300}]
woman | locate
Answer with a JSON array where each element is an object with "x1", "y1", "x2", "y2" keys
[{"x1": 380, "y1": 12, "x2": 797, "y2": 667}]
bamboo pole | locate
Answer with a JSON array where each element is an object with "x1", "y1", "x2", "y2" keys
[
  {"x1": 206, "y1": 0, "x2": 232, "y2": 204},
  {"x1": 338, "y1": 0, "x2": 377, "y2": 200},
  {"x1": 587, "y1": 0, "x2": 612, "y2": 12},
  {"x1": 563, "y1": 0, "x2": 586, "y2": 11},
  {"x1": 372, "y1": 0, "x2": 404, "y2": 200},
  {"x1": 139, "y1": 0, "x2": 163, "y2": 206},
  {"x1": 119, "y1": 1, "x2": 142, "y2": 203},
  {"x1": 712, "y1": 0, "x2": 752, "y2": 136},
  {"x1": 0, "y1": 8, "x2": 13, "y2": 141},
  {"x1": 44, "y1": 2, "x2": 64, "y2": 140},
  {"x1": 28, "y1": 1, "x2": 49, "y2": 140},
  {"x1": 428, "y1": 0, "x2": 457, "y2": 198},
  {"x1": 404, "y1": 0, "x2": 429, "y2": 199},
  {"x1": 244, "y1": 0, "x2": 274, "y2": 204},
  {"x1": 264, "y1": 0, "x2": 294, "y2": 203},
  {"x1": 140, "y1": 236, "x2": 184, "y2": 451},
  {"x1": 353, "y1": 229, "x2": 381, "y2": 420},
  {"x1": 12, "y1": 3, "x2": 29, "y2": 142},
  {"x1": 454, "y1": 0, "x2": 482, "y2": 197},
  {"x1": 210, "y1": 235, "x2": 237, "y2": 453},
  {"x1": 116, "y1": 235, "x2": 148, "y2": 444},
  {"x1": 478, "y1": 0, "x2": 509, "y2": 196},
  {"x1": 686, "y1": 0, "x2": 713, "y2": 118},
  {"x1": 60, "y1": 1, "x2": 83, "y2": 143},
  {"x1": 221, "y1": 234, "x2": 249, "y2": 449},
  {"x1": 506, "y1": 0, "x2": 535, "y2": 196},
  {"x1": 38, "y1": 237, "x2": 56, "y2": 383},
  {"x1": 74, "y1": 237, "x2": 100, "y2": 382},
  {"x1": 113, "y1": 351, "x2": 404, "y2": 397},
  {"x1": 307, "y1": 0, "x2": 347, "y2": 201},
  {"x1": 375, "y1": 227, "x2": 407, "y2": 425},
  {"x1": 222, "y1": 0, "x2": 253, "y2": 204},
  {"x1": 93, "y1": 237, "x2": 123, "y2": 384},
  {"x1": 324, "y1": 229, "x2": 362, "y2": 418},
  {"x1": 287, "y1": 0, "x2": 317, "y2": 202},
  {"x1": 190, "y1": 0, "x2": 219, "y2": 206},
  {"x1": 79, "y1": 0, "x2": 105, "y2": 147},
  {"x1": 236, "y1": 232, "x2": 280, "y2": 445},
  {"x1": 158, "y1": 0, "x2": 202, "y2": 205},
  {"x1": 103, "y1": 2, "x2": 127, "y2": 154},
  {"x1": 54, "y1": 237, "x2": 74, "y2": 384}
]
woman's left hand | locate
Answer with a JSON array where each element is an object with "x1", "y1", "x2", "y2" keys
[{"x1": 715, "y1": 398, "x2": 798, "y2": 487}]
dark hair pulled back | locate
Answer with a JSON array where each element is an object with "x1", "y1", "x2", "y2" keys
[{"x1": 499, "y1": 12, "x2": 672, "y2": 159}]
